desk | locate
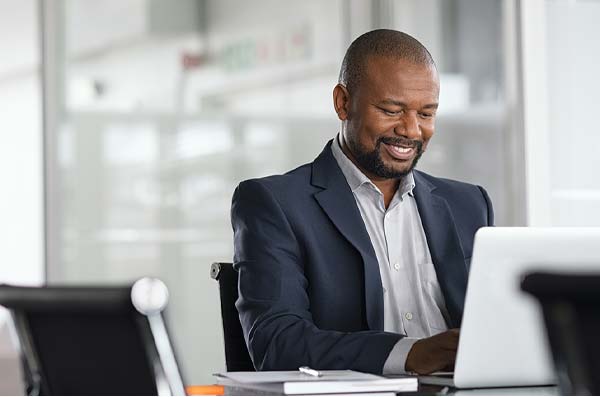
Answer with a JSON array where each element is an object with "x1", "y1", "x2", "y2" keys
[{"x1": 221, "y1": 383, "x2": 559, "y2": 395}]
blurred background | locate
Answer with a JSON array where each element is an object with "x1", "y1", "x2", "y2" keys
[{"x1": 1, "y1": 0, "x2": 599, "y2": 386}]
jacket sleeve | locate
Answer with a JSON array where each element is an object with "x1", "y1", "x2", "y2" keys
[{"x1": 231, "y1": 179, "x2": 402, "y2": 373}]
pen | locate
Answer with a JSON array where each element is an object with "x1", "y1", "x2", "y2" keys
[{"x1": 299, "y1": 366, "x2": 322, "y2": 377}]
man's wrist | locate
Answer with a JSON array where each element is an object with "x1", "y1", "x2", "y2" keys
[{"x1": 382, "y1": 337, "x2": 420, "y2": 375}]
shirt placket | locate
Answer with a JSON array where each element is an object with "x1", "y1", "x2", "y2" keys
[{"x1": 387, "y1": 201, "x2": 422, "y2": 337}]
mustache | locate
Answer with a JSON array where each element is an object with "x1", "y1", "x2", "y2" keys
[{"x1": 377, "y1": 136, "x2": 423, "y2": 151}]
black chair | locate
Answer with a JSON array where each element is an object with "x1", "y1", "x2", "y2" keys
[
  {"x1": 210, "y1": 262, "x2": 254, "y2": 372},
  {"x1": 522, "y1": 272, "x2": 600, "y2": 395},
  {"x1": 0, "y1": 278, "x2": 186, "y2": 396}
]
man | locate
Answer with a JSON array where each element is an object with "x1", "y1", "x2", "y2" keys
[{"x1": 231, "y1": 30, "x2": 493, "y2": 375}]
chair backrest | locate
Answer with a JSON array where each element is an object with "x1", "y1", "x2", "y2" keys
[
  {"x1": 210, "y1": 262, "x2": 255, "y2": 372},
  {"x1": 522, "y1": 272, "x2": 600, "y2": 395},
  {"x1": 0, "y1": 278, "x2": 186, "y2": 396}
]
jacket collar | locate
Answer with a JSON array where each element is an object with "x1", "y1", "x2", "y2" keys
[
  {"x1": 311, "y1": 140, "x2": 467, "y2": 329},
  {"x1": 312, "y1": 140, "x2": 385, "y2": 330}
]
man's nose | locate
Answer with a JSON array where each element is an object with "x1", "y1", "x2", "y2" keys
[{"x1": 395, "y1": 112, "x2": 421, "y2": 140}]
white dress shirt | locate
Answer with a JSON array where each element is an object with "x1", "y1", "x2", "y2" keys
[{"x1": 331, "y1": 135, "x2": 450, "y2": 373}]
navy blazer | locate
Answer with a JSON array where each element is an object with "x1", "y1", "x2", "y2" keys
[{"x1": 231, "y1": 140, "x2": 494, "y2": 374}]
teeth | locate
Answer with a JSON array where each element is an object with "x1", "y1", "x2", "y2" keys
[{"x1": 389, "y1": 145, "x2": 412, "y2": 154}]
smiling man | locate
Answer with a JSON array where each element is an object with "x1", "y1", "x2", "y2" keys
[{"x1": 231, "y1": 30, "x2": 493, "y2": 375}]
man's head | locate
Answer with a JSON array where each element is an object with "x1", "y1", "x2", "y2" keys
[{"x1": 334, "y1": 29, "x2": 439, "y2": 181}]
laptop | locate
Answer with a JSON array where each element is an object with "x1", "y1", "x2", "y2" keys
[{"x1": 420, "y1": 227, "x2": 600, "y2": 389}]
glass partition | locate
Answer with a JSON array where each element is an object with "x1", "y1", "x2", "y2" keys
[
  {"x1": 44, "y1": 0, "x2": 520, "y2": 383},
  {"x1": 545, "y1": 0, "x2": 600, "y2": 225}
]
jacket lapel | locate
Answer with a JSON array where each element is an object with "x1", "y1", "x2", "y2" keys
[
  {"x1": 311, "y1": 141, "x2": 385, "y2": 331},
  {"x1": 413, "y1": 171, "x2": 467, "y2": 328}
]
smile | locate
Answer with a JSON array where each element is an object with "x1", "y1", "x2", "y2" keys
[{"x1": 383, "y1": 143, "x2": 415, "y2": 160}]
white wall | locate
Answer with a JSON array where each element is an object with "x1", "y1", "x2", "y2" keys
[
  {"x1": 0, "y1": 0, "x2": 44, "y2": 286},
  {"x1": 521, "y1": 0, "x2": 600, "y2": 226},
  {"x1": 0, "y1": 1, "x2": 44, "y2": 394},
  {"x1": 0, "y1": 77, "x2": 44, "y2": 287}
]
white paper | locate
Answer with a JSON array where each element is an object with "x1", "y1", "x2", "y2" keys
[{"x1": 215, "y1": 370, "x2": 382, "y2": 384}]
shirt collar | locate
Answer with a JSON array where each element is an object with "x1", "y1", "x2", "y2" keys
[{"x1": 331, "y1": 134, "x2": 415, "y2": 198}]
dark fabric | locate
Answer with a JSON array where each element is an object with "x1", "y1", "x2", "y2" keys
[
  {"x1": 231, "y1": 140, "x2": 493, "y2": 374},
  {"x1": 214, "y1": 263, "x2": 255, "y2": 371},
  {"x1": 522, "y1": 273, "x2": 600, "y2": 395},
  {"x1": 28, "y1": 311, "x2": 157, "y2": 396}
]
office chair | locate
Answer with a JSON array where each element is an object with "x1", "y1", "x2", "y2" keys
[
  {"x1": 0, "y1": 278, "x2": 186, "y2": 396},
  {"x1": 210, "y1": 262, "x2": 255, "y2": 372},
  {"x1": 522, "y1": 272, "x2": 600, "y2": 395}
]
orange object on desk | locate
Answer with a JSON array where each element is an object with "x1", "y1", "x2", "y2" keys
[{"x1": 185, "y1": 384, "x2": 224, "y2": 396}]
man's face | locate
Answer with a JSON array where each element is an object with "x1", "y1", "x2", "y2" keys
[{"x1": 335, "y1": 56, "x2": 439, "y2": 180}]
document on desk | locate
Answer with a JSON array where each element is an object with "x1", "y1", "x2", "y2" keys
[{"x1": 214, "y1": 370, "x2": 417, "y2": 395}]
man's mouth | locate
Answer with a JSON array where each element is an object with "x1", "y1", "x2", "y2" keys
[{"x1": 383, "y1": 142, "x2": 416, "y2": 160}]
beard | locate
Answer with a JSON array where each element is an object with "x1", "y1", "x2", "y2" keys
[{"x1": 347, "y1": 135, "x2": 424, "y2": 179}]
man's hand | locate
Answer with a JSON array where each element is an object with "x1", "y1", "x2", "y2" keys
[{"x1": 405, "y1": 329, "x2": 460, "y2": 375}]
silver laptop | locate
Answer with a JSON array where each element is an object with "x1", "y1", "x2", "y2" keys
[{"x1": 420, "y1": 227, "x2": 600, "y2": 389}]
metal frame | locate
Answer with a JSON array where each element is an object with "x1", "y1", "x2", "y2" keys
[
  {"x1": 502, "y1": 0, "x2": 529, "y2": 226},
  {"x1": 39, "y1": 0, "x2": 65, "y2": 282},
  {"x1": 134, "y1": 310, "x2": 186, "y2": 396},
  {"x1": 517, "y1": 0, "x2": 552, "y2": 226},
  {"x1": 145, "y1": 314, "x2": 186, "y2": 396},
  {"x1": 8, "y1": 310, "x2": 46, "y2": 396}
]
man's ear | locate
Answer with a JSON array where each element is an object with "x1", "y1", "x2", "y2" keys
[{"x1": 333, "y1": 84, "x2": 350, "y2": 121}]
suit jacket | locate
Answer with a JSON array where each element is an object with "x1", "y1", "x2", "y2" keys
[{"x1": 231, "y1": 140, "x2": 494, "y2": 374}]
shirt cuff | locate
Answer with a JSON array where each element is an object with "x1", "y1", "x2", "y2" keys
[{"x1": 382, "y1": 337, "x2": 420, "y2": 375}]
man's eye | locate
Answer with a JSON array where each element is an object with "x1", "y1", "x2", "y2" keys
[
  {"x1": 419, "y1": 112, "x2": 434, "y2": 119},
  {"x1": 383, "y1": 109, "x2": 401, "y2": 116}
]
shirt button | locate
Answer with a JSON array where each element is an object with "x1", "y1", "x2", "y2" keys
[
  {"x1": 405, "y1": 312, "x2": 413, "y2": 320},
  {"x1": 393, "y1": 263, "x2": 400, "y2": 271}
]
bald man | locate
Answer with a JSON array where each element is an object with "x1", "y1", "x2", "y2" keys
[{"x1": 231, "y1": 29, "x2": 493, "y2": 375}]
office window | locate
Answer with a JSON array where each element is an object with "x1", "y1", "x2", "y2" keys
[
  {"x1": 43, "y1": 0, "x2": 520, "y2": 383},
  {"x1": 546, "y1": 0, "x2": 600, "y2": 225}
]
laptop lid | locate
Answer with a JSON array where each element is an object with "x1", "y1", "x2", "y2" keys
[{"x1": 453, "y1": 227, "x2": 600, "y2": 388}]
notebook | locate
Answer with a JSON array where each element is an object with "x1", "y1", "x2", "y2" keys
[{"x1": 214, "y1": 370, "x2": 417, "y2": 395}]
